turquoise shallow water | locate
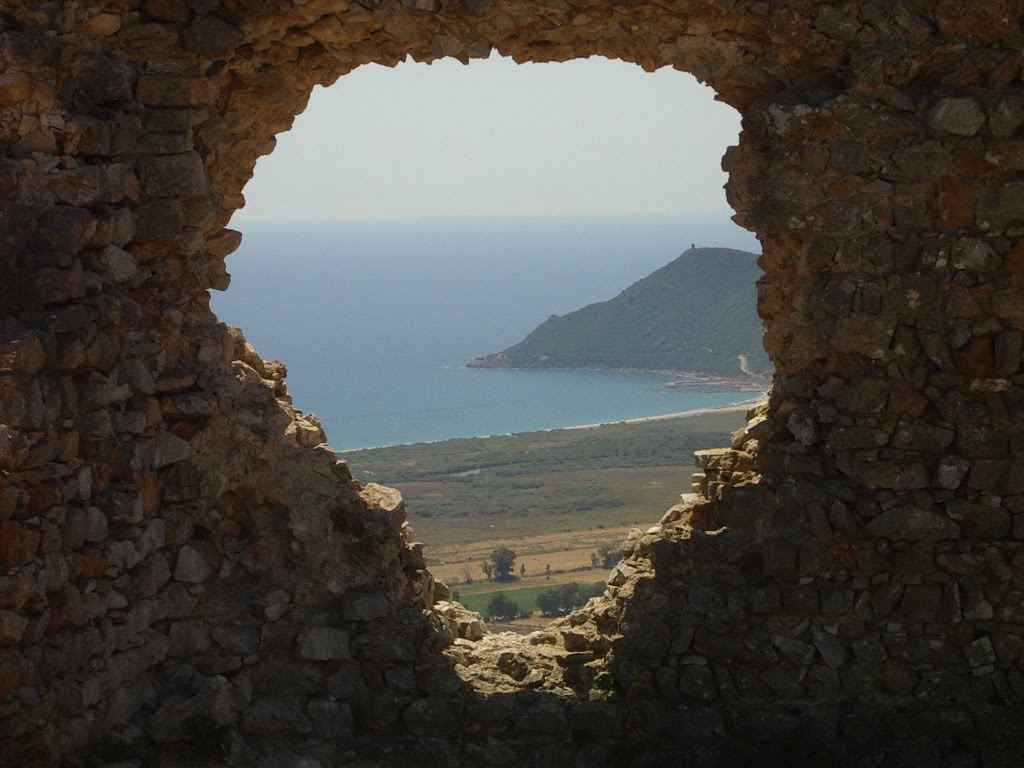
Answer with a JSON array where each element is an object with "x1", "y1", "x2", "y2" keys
[{"x1": 288, "y1": 365, "x2": 752, "y2": 450}]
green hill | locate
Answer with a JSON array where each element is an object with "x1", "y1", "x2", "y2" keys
[{"x1": 468, "y1": 246, "x2": 769, "y2": 378}]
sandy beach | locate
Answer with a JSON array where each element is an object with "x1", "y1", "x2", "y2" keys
[
  {"x1": 545, "y1": 394, "x2": 766, "y2": 434},
  {"x1": 339, "y1": 395, "x2": 767, "y2": 453}
]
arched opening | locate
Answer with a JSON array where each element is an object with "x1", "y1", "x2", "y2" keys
[
  {"x1": 7, "y1": 2, "x2": 1021, "y2": 765},
  {"x1": 212, "y1": 52, "x2": 765, "y2": 628}
]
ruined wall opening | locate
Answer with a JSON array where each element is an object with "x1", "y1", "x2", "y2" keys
[
  {"x1": 6, "y1": 2, "x2": 1024, "y2": 766},
  {"x1": 211, "y1": 52, "x2": 763, "y2": 627}
]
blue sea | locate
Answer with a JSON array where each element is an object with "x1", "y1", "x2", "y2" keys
[{"x1": 211, "y1": 214, "x2": 761, "y2": 450}]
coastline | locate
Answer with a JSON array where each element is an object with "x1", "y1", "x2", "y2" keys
[
  {"x1": 338, "y1": 395, "x2": 766, "y2": 454},
  {"x1": 548, "y1": 395, "x2": 766, "y2": 434},
  {"x1": 465, "y1": 360, "x2": 769, "y2": 392}
]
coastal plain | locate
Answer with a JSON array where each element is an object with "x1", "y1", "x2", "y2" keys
[{"x1": 343, "y1": 406, "x2": 748, "y2": 616}]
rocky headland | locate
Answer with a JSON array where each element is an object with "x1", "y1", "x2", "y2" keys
[{"x1": 468, "y1": 246, "x2": 770, "y2": 379}]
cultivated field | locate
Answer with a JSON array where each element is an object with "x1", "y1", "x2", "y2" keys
[{"x1": 343, "y1": 406, "x2": 750, "y2": 618}]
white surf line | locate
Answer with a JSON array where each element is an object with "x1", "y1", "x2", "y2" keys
[
  {"x1": 543, "y1": 395, "x2": 768, "y2": 434},
  {"x1": 337, "y1": 396, "x2": 769, "y2": 453}
]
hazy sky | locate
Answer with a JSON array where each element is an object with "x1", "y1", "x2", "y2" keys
[{"x1": 234, "y1": 53, "x2": 741, "y2": 223}]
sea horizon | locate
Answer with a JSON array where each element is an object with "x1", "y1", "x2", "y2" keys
[{"x1": 212, "y1": 213, "x2": 762, "y2": 450}]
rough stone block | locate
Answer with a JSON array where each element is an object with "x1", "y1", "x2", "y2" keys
[
  {"x1": 866, "y1": 506, "x2": 959, "y2": 541},
  {"x1": 927, "y1": 97, "x2": 986, "y2": 136},
  {"x1": 832, "y1": 315, "x2": 895, "y2": 359},
  {"x1": 82, "y1": 12, "x2": 122, "y2": 36},
  {"x1": 990, "y1": 97, "x2": 1024, "y2": 138},
  {"x1": 0, "y1": 73, "x2": 31, "y2": 106},
  {"x1": 514, "y1": 697, "x2": 568, "y2": 734},
  {"x1": 899, "y1": 585, "x2": 943, "y2": 623},
  {"x1": 994, "y1": 330, "x2": 1023, "y2": 374},
  {"x1": 945, "y1": 500, "x2": 1011, "y2": 539},
  {"x1": 402, "y1": 698, "x2": 461, "y2": 737},
  {"x1": 308, "y1": 699, "x2": 354, "y2": 739},
  {"x1": 936, "y1": 552, "x2": 984, "y2": 575},
  {"x1": 826, "y1": 426, "x2": 889, "y2": 450},
  {"x1": 936, "y1": 455, "x2": 971, "y2": 489},
  {"x1": 891, "y1": 422, "x2": 955, "y2": 452},
  {"x1": 70, "y1": 53, "x2": 133, "y2": 106},
  {"x1": 187, "y1": 16, "x2": 243, "y2": 56},
  {"x1": 965, "y1": 637, "x2": 996, "y2": 669},
  {"x1": 168, "y1": 619, "x2": 211, "y2": 658},
  {"x1": 857, "y1": 461, "x2": 930, "y2": 491},
  {"x1": 33, "y1": 207, "x2": 98, "y2": 254},
  {"x1": 147, "y1": 681, "x2": 234, "y2": 744},
  {"x1": 0, "y1": 522, "x2": 40, "y2": 566},
  {"x1": 806, "y1": 665, "x2": 840, "y2": 698},
  {"x1": 211, "y1": 625, "x2": 259, "y2": 655},
  {"x1": 159, "y1": 392, "x2": 216, "y2": 419},
  {"x1": 173, "y1": 543, "x2": 216, "y2": 584},
  {"x1": 134, "y1": 199, "x2": 184, "y2": 242},
  {"x1": 759, "y1": 662, "x2": 803, "y2": 698},
  {"x1": 772, "y1": 635, "x2": 815, "y2": 666},
  {"x1": 566, "y1": 699, "x2": 626, "y2": 737},
  {"x1": 679, "y1": 664, "x2": 718, "y2": 700},
  {"x1": 851, "y1": 635, "x2": 887, "y2": 665},
  {"x1": 297, "y1": 626, "x2": 350, "y2": 661},
  {"x1": 342, "y1": 590, "x2": 389, "y2": 621},
  {"x1": 810, "y1": 626, "x2": 846, "y2": 668},
  {"x1": 136, "y1": 75, "x2": 213, "y2": 107},
  {"x1": 138, "y1": 152, "x2": 206, "y2": 197},
  {"x1": 143, "y1": 429, "x2": 192, "y2": 468},
  {"x1": 241, "y1": 699, "x2": 312, "y2": 735},
  {"x1": 0, "y1": 610, "x2": 28, "y2": 644},
  {"x1": 783, "y1": 584, "x2": 819, "y2": 615}
]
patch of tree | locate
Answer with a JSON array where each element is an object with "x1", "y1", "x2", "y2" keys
[
  {"x1": 486, "y1": 591, "x2": 524, "y2": 621},
  {"x1": 535, "y1": 582, "x2": 605, "y2": 617},
  {"x1": 590, "y1": 542, "x2": 621, "y2": 569},
  {"x1": 481, "y1": 547, "x2": 517, "y2": 581}
]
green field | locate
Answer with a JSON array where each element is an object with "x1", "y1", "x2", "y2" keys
[
  {"x1": 341, "y1": 407, "x2": 752, "y2": 595},
  {"x1": 453, "y1": 580, "x2": 606, "y2": 617},
  {"x1": 343, "y1": 406, "x2": 751, "y2": 521}
]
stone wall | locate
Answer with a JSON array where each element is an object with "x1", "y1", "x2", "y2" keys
[{"x1": 1, "y1": 1, "x2": 1023, "y2": 766}]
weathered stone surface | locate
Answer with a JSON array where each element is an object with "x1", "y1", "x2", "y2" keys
[
  {"x1": 296, "y1": 626, "x2": 350, "y2": 661},
  {"x1": 186, "y1": 16, "x2": 243, "y2": 57},
  {"x1": 308, "y1": 699, "x2": 354, "y2": 739},
  {"x1": 342, "y1": 591, "x2": 389, "y2": 621},
  {"x1": 810, "y1": 626, "x2": 846, "y2": 669},
  {"x1": 857, "y1": 461, "x2": 930, "y2": 491},
  {"x1": 147, "y1": 680, "x2": 234, "y2": 744},
  {"x1": 0, "y1": 74, "x2": 32, "y2": 106},
  {"x1": 100, "y1": 245, "x2": 137, "y2": 282},
  {"x1": 241, "y1": 699, "x2": 312, "y2": 735},
  {"x1": 138, "y1": 153, "x2": 206, "y2": 197},
  {"x1": 866, "y1": 507, "x2": 959, "y2": 541},
  {"x1": 143, "y1": 430, "x2": 192, "y2": 468},
  {"x1": 0, "y1": 611, "x2": 29, "y2": 644},
  {"x1": 403, "y1": 699, "x2": 462, "y2": 737},
  {"x1": 134, "y1": 199, "x2": 184, "y2": 242},
  {"x1": 211, "y1": 625, "x2": 258, "y2": 655},
  {"x1": 927, "y1": 97, "x2": 986, "y2": 136},
  {"x1": 173, "y1": 543, "x2": 216, "y2": 583},
  {"x1": 82, "y1": 13, "x2": 122, "y2": 36},
  {"x1": 4, "y1": 3, "x2": 1024, "y2": 766}
]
